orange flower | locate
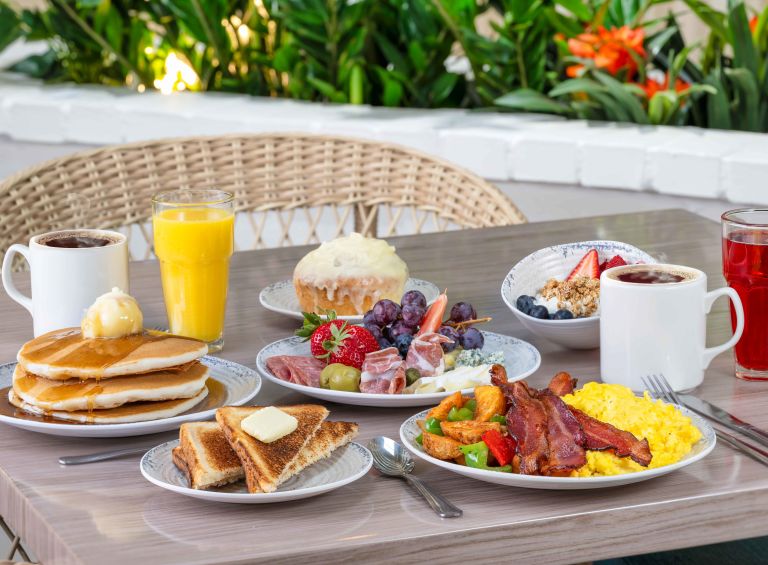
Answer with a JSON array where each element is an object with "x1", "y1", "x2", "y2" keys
[
  {"x1": 636, "y1": 74, "x2": 690, "y2": 99},
  {"x1": 750, "y1": 15, "x2": 758, "y2": 34},
  {"x1": 566, "y1": 26, "x2": 646, "y2": 79}
]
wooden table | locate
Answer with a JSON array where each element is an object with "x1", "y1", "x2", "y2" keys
[{"x1": 1, "y1": 209, "x2": 766, "y2": 565}]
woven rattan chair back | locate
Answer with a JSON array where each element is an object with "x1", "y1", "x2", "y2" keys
[{"x1": 0, "y1": 134, "x2": 526, "y2": 263}]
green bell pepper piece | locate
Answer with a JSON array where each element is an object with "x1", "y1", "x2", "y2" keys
[
  {"x1": 459, "y1": 441, "x2": 512, "y2": 472},
  {"x1": 424, "y1": 417, "x2": 444, "y2": 436},
  {"x1": 415, "y1": 433, "x2": 423, "y2": 446},
  {"x1": 463, "y1": 398, "x2": 477, "y2": 414},
  {"x1": 447, "y1": 406, "x2": 474, "y2": 422},
  {"x1": 490, "y1": 414, "x2": 506, "y2": 424}
]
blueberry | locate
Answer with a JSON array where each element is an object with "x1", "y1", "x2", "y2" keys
[
  {"x1": 377, "y1": 337, "x2": 393, "y2": 349},
  {"x1": 460, "y1": 327, "x2": 484, "y2": 350},
  {"x1": 393, "y1": 333, "x2": 414, "y2": 358},
  {"x1": 437, "y1": 325, "x2": 461, "y2": 352},
  {"x1": 528, "y1": 305, "x2": 550, "y2": 320},
  {"x1": 516, "y1": 295, "x2": 535, "y2": 314},
  {"x1": 388, "y1": 320, "x2": 413, "y2": 341},
  {"x1": 552, "y1": 309, "x2": 574, "y2": 320}
]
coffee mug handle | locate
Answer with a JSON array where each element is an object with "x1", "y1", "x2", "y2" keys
[
  {"x1": 702, "y1": 287, "x2": 744, "y2": 369},
  {"x1": 2, "y1": 244, "x2": 33, "y2": 314}
]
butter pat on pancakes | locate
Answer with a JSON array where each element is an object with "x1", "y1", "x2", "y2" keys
[
  {"x1": 241, "y1": 406, "x2": 298, "y2": 443},
  {"x1": 81, "y1": 287, "x2": 143, "y2": 339},
  {"x1": 293, "y1": 233, "x2": 408, "y2": 315}
]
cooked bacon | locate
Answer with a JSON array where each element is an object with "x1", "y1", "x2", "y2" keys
[
  {"x1": 360, "y1": 348, "x2": 405, "y2": 394},
  {"x1": 405, "y1": 332, "x2": 451, "y2": 378},
  {"x1": 504, "y1": 381, "x2": 549, "y2": 475},
  {"x1": 548, "y1": 372, "x2": 577, "y2": 396},
  {"x1": 570, "y1": 407, "x2": 652, "y2": 466},
  {"x1": 540, "y1": 393, "x2": 586, "y2": 474},
  {"x1": 266, "y1": 355, "x2": 326, "y2": 388}
]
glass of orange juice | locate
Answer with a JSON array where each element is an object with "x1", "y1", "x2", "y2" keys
[{"x1": 152, "y1": 189, "x2": 234, "y2": 352}]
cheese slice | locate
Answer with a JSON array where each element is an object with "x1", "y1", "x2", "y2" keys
[{"x1": 241, "y1": 406, "x2": 299, "y2": 443}]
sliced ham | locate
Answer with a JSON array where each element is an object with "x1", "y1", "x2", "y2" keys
[
  {"x1": 405, "y1": 332, "x2": 451, "y2": 378},
  {"x1": 266, "y1": 355, "x2": 326, "y2": 388},
  {"x1": 360, "y1": 348, "x2": 405, "y2": 394}
]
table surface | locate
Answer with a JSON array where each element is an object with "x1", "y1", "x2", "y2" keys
[{"x1": 2, "y1": 209, "x2": 767, "y2": 565}]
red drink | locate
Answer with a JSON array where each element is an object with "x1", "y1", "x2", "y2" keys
[{"x1": 722, "y1": 210, "x2": 768, "y2": 380}]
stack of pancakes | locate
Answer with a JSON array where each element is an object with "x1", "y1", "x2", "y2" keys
[{"x1": 9, "y1": 329, "x2": 209, "y2": 424}]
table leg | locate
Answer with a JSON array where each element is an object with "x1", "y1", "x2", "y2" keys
[{"x1": 0, "y1": 515, "x2": 34, "y2": 563}]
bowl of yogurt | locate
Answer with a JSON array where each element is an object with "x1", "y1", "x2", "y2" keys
[{"x1": 500, "y1": 241, "x2": 656, "y2": 349}]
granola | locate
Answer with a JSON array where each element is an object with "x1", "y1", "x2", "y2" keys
[{"x1": 539, "y1": 276, "x2": 601, "y2": 317}]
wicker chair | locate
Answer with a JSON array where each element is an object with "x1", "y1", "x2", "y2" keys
[{"x1": 0, "y1": 133, "x2": 526, "y2": 262}]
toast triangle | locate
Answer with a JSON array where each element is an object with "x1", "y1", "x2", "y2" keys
[
  {"x1": 216, "y1": 405, "x2": 328, "y2": 493},
  {"x1": 177, "y1": 421, "x2": 244, "y2": 489}
]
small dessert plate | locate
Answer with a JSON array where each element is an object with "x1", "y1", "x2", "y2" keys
[
  {"x1": 141, "y1": 439, "x2": 372, "y2": 503},
  {"x1": 259, "y1": 278, "x2": 440, "y2": 322}
]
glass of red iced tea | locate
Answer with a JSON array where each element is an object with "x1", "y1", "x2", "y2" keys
[{"x1": 722, "y1": 209, "x2": 768, "y2": 380}]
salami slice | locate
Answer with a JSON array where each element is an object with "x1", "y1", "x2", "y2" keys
[{"x1": 266, "y1": 355, "x2": 326, "y2": 388}]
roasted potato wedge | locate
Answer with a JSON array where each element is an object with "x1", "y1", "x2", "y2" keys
[
  {"x1": 422, "y1": 432, "x2": 464, "y2": 460},
  {"x1": 473, "y1": 385, "x2": 505, "y2": 422},
  {"x1": 440, "y1": 420, "x2": 502, "y2": 444},
  {"x1": 426, "y1": 391, "x2": 465, "y2": 421}
]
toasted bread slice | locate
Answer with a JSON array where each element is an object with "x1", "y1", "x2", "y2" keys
[
  {"x1": 178, "y1": 421, "x2": 244, "y2": 489},
  {"x1": 216, "y1": 405, "x2": 328, "y2": 493},
  {"x1": 172, "y1": 446, "x2": 190, "y2": 480},
  {"x1": 284, "y1": 420, "x2": 359, "y2": 477}
]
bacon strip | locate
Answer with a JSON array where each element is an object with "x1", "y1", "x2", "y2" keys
[
  {"x1": 504, "y1": 381, "x2": 549, "y2": 475},
  {"x1": 548, "y1": 372, "x2": 577, "y2": 396},
  {"x1": 540, "y1": 393, "x2": 586, "y2": 474},
  {"x1": 570, "y1": 407, "x2": 652, "y2": 466}
]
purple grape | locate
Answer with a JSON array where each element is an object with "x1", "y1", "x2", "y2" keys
[
  {"x1": 388, "y1": 320, "x2": 413, "y2": 340},
  {"x1": 363, "y1": 309, "x2": 377, "y2": 327},
  {"x1": 437, "y1": 325, "x2": 460, "y2": 352},
  {"x1": 401, "y1": 290, "x2": 427, "y2": 310},
  {"x1": 450, "y1": 302, "x2": 477, "y2": 323},
  {"x1": 364, "y1": 324, "x2": 383, "y2": 340},
  {"x1": 373, "y1": 299, "x2": 401, "y2": 326},
  {"x1": 401, "y1": 303, "x2": 425, "y2": 328},
  {"x1": 460, "y1": 327, "x2": 484, "y2": 350}
]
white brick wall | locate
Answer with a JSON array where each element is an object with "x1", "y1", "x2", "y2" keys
[{"x1": 1, "y1": 73, "x2": 767, "y2": 204}]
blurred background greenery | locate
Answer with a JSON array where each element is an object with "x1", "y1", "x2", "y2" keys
[{"x1": 1, "y1": 0, "x2": 766, "y2": 131}]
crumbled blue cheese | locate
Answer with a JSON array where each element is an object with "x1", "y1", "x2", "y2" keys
[{"x1": 456, "y1": 349, "x2": 504, "y2": 367}]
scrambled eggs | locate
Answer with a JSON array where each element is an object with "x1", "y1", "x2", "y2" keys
[{"x1": 562, "y1": 382, "x2": 702, "y2": 477}]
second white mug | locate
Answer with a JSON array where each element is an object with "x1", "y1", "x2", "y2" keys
[
  {"x1": 600, "y1": 263, "x2": 744, "y2": 392},
  {"x1": 2, "y1": 229, "x2": 129, "y2": 336}
]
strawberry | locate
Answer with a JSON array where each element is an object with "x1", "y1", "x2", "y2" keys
[
  {"x1": 566, "y1": 249, "x2": 600, "y2": 280},
  {"x1": 602, "y1": 254, "x2": 627, "y2": 272},
  {"x1": 295, "y1": 311, "x2": 379, "y2": 369}
]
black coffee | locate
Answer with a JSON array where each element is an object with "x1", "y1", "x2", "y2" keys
[
  {"x1": 40, "y1": 235, "x2": 114, "y2": 248},
  {"x1": 617, "y1": 269, "x2": 688, "y2": 284}
]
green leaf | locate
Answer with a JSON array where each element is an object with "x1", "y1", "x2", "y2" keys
[
  {"x1": 704, "y1": 70, "x2": 733, "y2": 130},
  {"x1": 593, "y1": 72, "x2": 648, "y2": 124},
  {"x1": 725, "y1": 67, "x2": 760, "y2": 131},
  {"x1": 430, "y1": 72, "x2": 458, "y2": 105},
  {"x1": 495, "y1": 88, "x2": 572, "y2": 115},
  {"x1": 682, "y1": 0, "x2": 728, "y2": 42},
  {"x1": 728, "y1": 0, "x2": 759, "y2": 77},
  {"x1": 407, "y1": 41, "x2": 427, "y2": 72},
  {"x1": 0, "y1": 5, "x2": 21, "y2": 54},
  {"x1": 549, "y1": 78, "x2": 607, "y2": 97},
  {"x1": 307, "y1": 77, "x2": 347, "y2": 103},
  {"x1": 555, "y1": 0, "x2": 591, "y2": 21}
]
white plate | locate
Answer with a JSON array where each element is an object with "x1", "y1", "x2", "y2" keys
[
  {"x1": 400, "y1": 406, "x2": 716, "y2": 490},
  {"x1": 259, "y1": 278, "x2": 440, "y2": 322},
  {"x1": 501, "y1": 240, "x2": 657, "y2": 349},
  {"x1": 256, "y1": 331, "x2": 541, "y2": 407},
  {"x1": 141, "y1": 439, "x2": 372, "y2": 503},
  {"x1": 0, "y1": 357, "x2": 261, "y2": 438}
]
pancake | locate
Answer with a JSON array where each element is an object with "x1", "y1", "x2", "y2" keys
[
  {"x1": 8, "y1": 386, "x2": 209, "y2": 424},
  {"x1": 12, "y1": 362, "x2": 210, "y2": 412},
  {"x1": 17, "y1": 329, "x2": 208, "y2": 380}
]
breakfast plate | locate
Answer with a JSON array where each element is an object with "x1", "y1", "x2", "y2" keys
[
  {"x1": 256, "y1": 331, "x2": 541, "y2": 407},
  {"x1": 0, "y1": 357, "x2": 261, "y2": 438},
  {"x1": 259, "y1": 278, "x2": 440, "y2": 322},
  {"x1": 141, "y1": 439, "x2": 372, "y2": 503},
  {"x1": 399, "y1": 406, "x2": 716, "y2": 490}
]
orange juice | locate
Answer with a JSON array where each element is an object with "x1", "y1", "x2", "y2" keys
[{"x1": 153, "y1": 207, "x2": 234, "y2": 345}]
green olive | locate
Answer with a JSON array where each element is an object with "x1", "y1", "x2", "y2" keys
[
  {"x1": 405, "y1": 368, "x2": 421, "y2": 386},
  {"x1": 320, "y1": 364, "x2": 361, "y2": 392}
]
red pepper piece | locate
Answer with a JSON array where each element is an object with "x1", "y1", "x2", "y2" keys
[{"x1": 482, "y1": 429, "x2": 513, "y2": 467}]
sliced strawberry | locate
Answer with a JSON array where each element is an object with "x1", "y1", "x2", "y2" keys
[
  {"x1": 566, "y1": 249, "x2": 600, "y2": 280},
  {"x1": 598, "y1": 260, "x2": 608, "y2": 273},
  {"x1": 603, "y1": 254, "x2": 628, "y2": 271},
  {"x1": 416, "y1": 291, "x2": 447, "y2": 336}
]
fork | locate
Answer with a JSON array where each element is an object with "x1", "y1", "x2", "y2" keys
[{"x1": 642, "y1": 374, "x2": 768, "y2": 468}]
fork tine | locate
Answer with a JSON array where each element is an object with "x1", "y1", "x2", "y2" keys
[
  {"x1": 640, "y1": 376, "x2": 655, "y2": 398},
  {"x1": 656, "y1": 374, "x2": 682, "y2": 405},
  {"x1": 648, "y1": 374, "x2": 672, "y2": 404}
]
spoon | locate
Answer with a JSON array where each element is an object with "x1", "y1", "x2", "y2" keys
[
  {"x1": 368, "y1": 436, "x2": 462, "y2": 518},
  {"x1": 59, "y1": 446, "x2": 148, "y2": 465}
]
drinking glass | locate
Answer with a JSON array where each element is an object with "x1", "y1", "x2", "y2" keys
[
  {"x1": 152, "y1": 189, "x2": 234, "y2": 352},
  {"x1": 722, "y1": 209, "x2": 768, "y2": 380}
]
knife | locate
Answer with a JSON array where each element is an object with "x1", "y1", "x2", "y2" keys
[{"x1": 679, "y1": 394, "x2": 768, "y2": 450}]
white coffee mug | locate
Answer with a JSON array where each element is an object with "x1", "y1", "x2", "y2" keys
[
  {"x1": 600, "y1": 264, "x2": 744, "y2": 392},
  {"x1": 2, "y1": 229, "x2": 129, "y2": 336}
]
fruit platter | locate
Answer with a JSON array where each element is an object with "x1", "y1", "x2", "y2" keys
[{"x1": 256, "y1": 291, "x2": 541, "y2": 407}]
